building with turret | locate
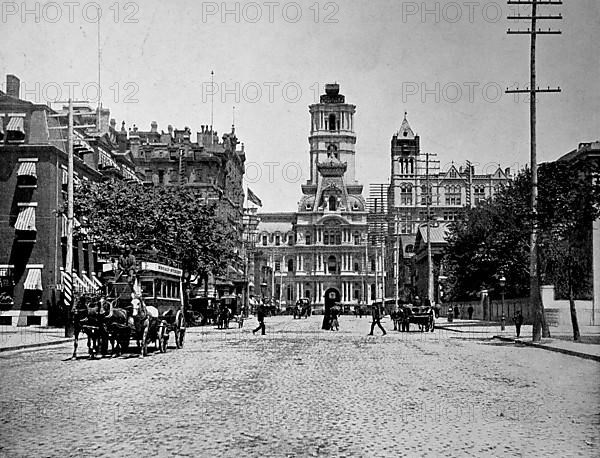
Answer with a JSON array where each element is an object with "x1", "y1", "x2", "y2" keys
[
  {"x1": 253, "y1": 84, "x2": 377, "y2": 311},
  {"x1": 383, "y1": 114, "x2": 513, "y2": 303}
]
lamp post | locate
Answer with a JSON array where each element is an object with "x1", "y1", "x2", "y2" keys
[{"x1": 499, "y1": 274, "x2": 506, "y2": 330}]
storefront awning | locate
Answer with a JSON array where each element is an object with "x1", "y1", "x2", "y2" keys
[
  {"x1": 91, "y1": 274, "x2": 103, "y2": 289},
  {"x1": 15, "y1": 206, "x2": 36, "y2": 231},
  {"x1": 24, "y1": 268, "x2": 42, "y2": 290},
  {"x1": 17, "y1": 161, "x2": 37, "y2": 178},
  {"x1": 81, "y1": 273, "x2": 97, "y2": 291},
  {"x1": 72, "y1": 272, "x2": 93, "y2": 293}
]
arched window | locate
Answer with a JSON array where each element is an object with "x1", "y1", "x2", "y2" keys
[
  {"x1": 329, "y1": 114, "x2": 336, "y2": 131},
  {"x1": 287, "y1": 259, "x2": 294, "y2": 272},
  {"x1": 400, "y1": 184, "x2": 413, "y2": 205},
  {"x1": 328, "y1": 196, "x2": 337, "y2": 211},
  {"x1": 327, "y1": 255, "x2": 337, "y2": 274},
  {"x1": 305, "y1": 232, "x2": 312, "y2": 245}
]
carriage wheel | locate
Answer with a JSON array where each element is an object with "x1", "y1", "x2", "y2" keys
[{"x1": 158, "y1": 324, "x2": 167, "y2": 353}]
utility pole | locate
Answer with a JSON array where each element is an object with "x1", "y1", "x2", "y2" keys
[
  {"x1": 506, "y1": 0, "x2": 562, "y2": 342},
  {"x1": 426, "y1": 151, "x2": 434, "y2": 305}
]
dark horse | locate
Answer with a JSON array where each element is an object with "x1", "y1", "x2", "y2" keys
[
  {"x1": 158, "y1": 307, "x2": 186, "y2": 352},
  {"x1": 71, "y1": 294, "x2": 107, "y2": 359},
  {"x1": 102, "y1": 298, "x2": 131, "y2": 357}
]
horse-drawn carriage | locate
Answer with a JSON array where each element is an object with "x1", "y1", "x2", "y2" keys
[
  {"x1": 70, "y1": 263, "x2": 186, "y2": 358},
  {"x1": 391, "y1": 302, "x2": 435, "y2": 332}
]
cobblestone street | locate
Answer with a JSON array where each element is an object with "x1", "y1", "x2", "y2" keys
[{"x1": 1, "y1": 315, "x2": 599, "y2": 457}]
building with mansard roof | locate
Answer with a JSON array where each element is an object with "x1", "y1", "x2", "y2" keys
[
  {"x1": 252, "y1": 84, "x2": 377, "y2": 311},
  {"x1": 0, "y1": 74, "x2": 142, "y2": 326},
  {"x1": 383, "y1": 114, "x2": 513, "y2": 303}
]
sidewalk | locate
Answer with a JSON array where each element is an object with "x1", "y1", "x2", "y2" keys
[
  {"x1": 437, "y1": 319, "x2": 600, "y2": 362},
  {"x1": 0, "y1": 326, "x2": 72, "y2": 352}
]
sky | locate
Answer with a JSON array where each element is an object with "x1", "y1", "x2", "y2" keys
[{"x1": 2, "y1": 0, "x2": 599, "y2": 212}]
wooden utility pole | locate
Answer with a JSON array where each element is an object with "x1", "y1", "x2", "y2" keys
[
  {"x1": 425, "y1": 151, "x2": 434, "y2": 305},
  {"x1": 506, "y1": 0, "x2": 561, "y2": 342}
]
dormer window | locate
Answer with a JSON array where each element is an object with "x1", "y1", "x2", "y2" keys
[{"x1": 328, "y1": 196, "x2": 337, "y2": 211}]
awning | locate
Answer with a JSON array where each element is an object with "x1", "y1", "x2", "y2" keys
[
  {"x1": 72, "y1": 272, "x2": 92, "y2": 293},
  {"x1": 24, "y1": 268, "x2": 42, "y2": 290},
  {"x1": 15, "y1": 206, "x2": 36, "y2": 231},
  {"x1": 91, "y1": 274, "x2": 103, "y2": 288},
  {"x1": 7, "y1": 117, "x2": 25, "y2": 133},
  {"x1": 17, "y1": 161, "x2": 37, "y2": 178},
  {"x1": 81, "y1": 273, "x2": 98, "y2": 291}
]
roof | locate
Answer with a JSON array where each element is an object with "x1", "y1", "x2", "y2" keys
[
  {"x1": 417, "y1": 223, "x2": 450, "y2": 244},
  {"x1": 396, "y1": 113, "x2": 415, "y2": 140},
  {"x1": 257, "y1": 220, "x2": 293, "y2": 234}
]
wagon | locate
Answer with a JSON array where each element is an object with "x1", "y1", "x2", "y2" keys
[{"x1": 397, "y1": 303, "x2": 435, "y2": 332}]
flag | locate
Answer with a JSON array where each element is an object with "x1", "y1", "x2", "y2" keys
[{"x1": 247, "y1": 188, "x2": 262, "y2": 207}]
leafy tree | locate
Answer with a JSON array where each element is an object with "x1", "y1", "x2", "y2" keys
[
  {"x1": 70, "y1": 180, "x2": 237, "y2": 303},
  {"x1": 444, "y1": 160, "x2": 600, "y2": 340}
]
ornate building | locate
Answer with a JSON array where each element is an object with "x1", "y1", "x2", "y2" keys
[
  {"x1": 253, "y1": 84, "x2": 377, "y2": 311},
  {"x1": 384, "y1": 114, "x2": 513, "y2": 302}
]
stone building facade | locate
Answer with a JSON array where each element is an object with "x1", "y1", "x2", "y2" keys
[
  {"x1": 253, "y1": 84, "x2": 377, "y2": 312},
  {"x1": 129, "y1": 122, "x2": 246, "y2": 295},
  {"x1": 384, "y1": 115, "x2": 513, "y2": 302}
]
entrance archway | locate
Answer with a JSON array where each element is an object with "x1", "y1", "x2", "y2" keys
[{"x1": 322, "y1": 287, "x2": 340, "y2": 330}]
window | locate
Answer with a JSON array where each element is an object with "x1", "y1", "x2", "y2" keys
[
  {"x1": 306, "y1": 233, "x2": 312, "y2": 245},
  {"x1": 288, "y1": 234, "x2": 294, "y2": 246},
  {"x1": 354, "y1": 262, "x2": 359, "y2": 272},
  {"x1": 370, "y1": 284, "x2": 376, "y2": 300},
  {"x1": 329, "y1": 114, "x2": 336, "y2": 131},
  {"x1": 262, "y1": 235, "x2": 267, "y2": 246},
  {"x1": 370, "y1": 259, "x2": 376, "y2": 271},
  {"x1": 474, "y1": 185, "x2": 486, "y2": 204},
  {"x1": 421, "y1": 185, "x2": 432, "y2": 205},
  {"x1": 274, "y1": 261, "x2": 281, "y2": 272},
  {"x1": 443, "y1": 211, "x2": 460, "y2": 221},
  {"x1": 405, "y1": 244, "x2": 414, "y2": 254},
  {"x1": 445, "y1": 185, "x2": 462, "y2": 205},
  {"x1": 399, "y1": 212, "x2": 412, "y2": 234},
  {"x1": 328, "y1": 196, "x2": 337, "y2": 211},
  {"x1": 353, "y1": 232, "x2": 360, "y2": 245},
  {"x1": 275, "y1": 235, "x2": 281, "y2": 246},
  {"x1": 327, "y1": 255, "x2": 337, "y2": 274},
  {"x1": 400, "y1": 184, "x2": 413, "y2": 205},
  {"x1": 287, "y1": 285, "x2": 293, "y2": 301},
  {"x1": 449, "y1": 168, "x2": 457, "y2": 178},
  {"x1": 287, "y1": 259, "x2": 294, "y2": 272}
]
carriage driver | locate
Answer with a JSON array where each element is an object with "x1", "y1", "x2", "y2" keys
[{"x1": 118, "y1": 245, "x2": 137, "y2": 284}]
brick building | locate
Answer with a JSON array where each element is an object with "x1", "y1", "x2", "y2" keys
[{"x1": 0, "y1": 74, "x2": 141, "y2": 326}]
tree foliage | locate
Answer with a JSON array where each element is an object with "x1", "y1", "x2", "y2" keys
[
  {"x1": 71, "y1": 180, "x2": 236, "y2": 279},
  {"x1": 444, "y1": 160, "x2": 600, "y2": 301}
]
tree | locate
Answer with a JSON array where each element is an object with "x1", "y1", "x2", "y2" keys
[
  {"x1": 444, "y1": 160, "x2": 600, "y2": 340},
  {"x1": 71, "y1": 179, "x2": 237, "y2": 303}
]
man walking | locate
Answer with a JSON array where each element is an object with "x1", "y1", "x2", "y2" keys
[
  {"x1": 253, "y1": 304, "x2": 266, "y2": 335},
  {"x1": 513, "y1": 310, "x2": 524, "y2": 338},
  {"x1": 368, "y1": 302, "x2": 386, "y2": 336}
]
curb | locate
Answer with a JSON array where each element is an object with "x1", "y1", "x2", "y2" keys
[
  {"x1": 493, "y1": 335, "x2": 600, "y2": 362},
  {"x1": 435, "y1": 325, "x2": 503, "y2": 334},
  {"x1": 0, "y1": 338, "x2": 72, "y2": 353}
]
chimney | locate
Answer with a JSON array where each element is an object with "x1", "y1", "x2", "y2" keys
[
  {"x1": 504, "y1": 167, "x2": 511, "y2": 176},
  {"x1": 150, "y1": 121, "x2": 158, "y2": 133},
  {"x1": 6, "y1": 74, "x2": 20, "y2": 98}
]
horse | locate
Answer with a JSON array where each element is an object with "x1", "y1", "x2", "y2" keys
[
  {"x1": 71, "y1": 293, "x2": 106, "y2": 359},
  {"x1": 158, "y1": 308, "x2": 186, "y2": 352},
  {"x1": 102, "y1": 298, "x2": 131, "y2": 357},
  {"x1": 130, "y1": 296, "x2": 159, "y2": 357}
]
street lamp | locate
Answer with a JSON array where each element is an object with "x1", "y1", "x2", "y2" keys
[{"x1": 498, "y1": 274, "x2": 506, "y2": 329}]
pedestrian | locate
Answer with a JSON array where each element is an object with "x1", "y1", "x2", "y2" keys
[
  {"x1": 358, "y1": 306, "x2": 363, "y2": 319},
  {"x1": 252, "y1": 304, "x2": 266, "y2": 335},
  {"x1": 454, "y1": 305, "x2": 460, "y2": 320},
  {"x1": 368, "y1": 302, "x2": 386, "y2": 336},
  {"x1": 468, "y1": 305, "x2": 474, "y2": 320},
  {"x1": 513, "y1": 310, "x2": 524, "y2": 338},
  {"x1": 238, "y1": 312, "x2": 244, "y2": 328},
  {"x1": 330, "y1": 306, "x2": 339, "y2": 331}
]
